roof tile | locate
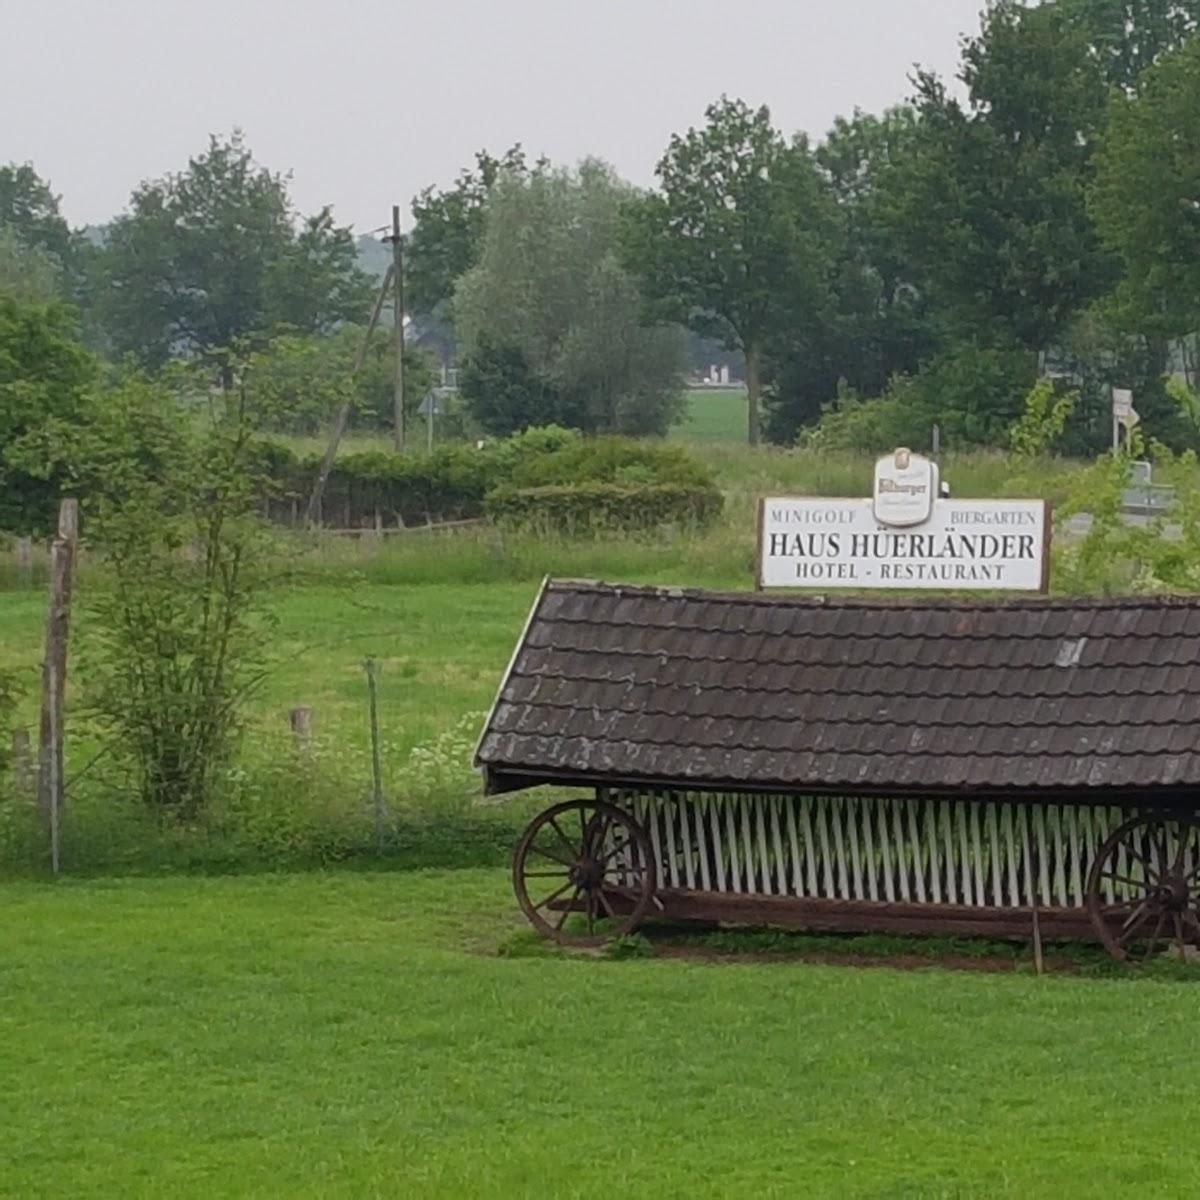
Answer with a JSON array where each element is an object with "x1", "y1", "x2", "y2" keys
[{"x1": 478, "y1": 581, "x2": 1200, "y2": 796}]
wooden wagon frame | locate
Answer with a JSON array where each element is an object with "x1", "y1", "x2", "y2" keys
[{"x1": 475, "y1": 579, "x2": 1200, "y2": 963}]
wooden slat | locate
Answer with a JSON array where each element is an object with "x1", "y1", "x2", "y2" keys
[
  {"x1": 784, "y1": 796, "x2": 803, "y2": 896},
  {"x1": 741, "y1": 795, "x2": 758, "y2": 895},
  {"x1": 831, "y1": 798, "x2": 850, "y2": 899},
  {"x1": 710, "y1": 795, "x2": 727, "y2": 893},
  {"x1": 799, "y1": 798, "x2": 818, "y2": 897},
  {"x1": 816, "y1": 796, "x2": 835, "y2": 898},
  {"x1": 724, "y1": 793, "x2": 741, "y2": 893},
  {"x1": 769, "y1": 796, "x2": 787, "y2": 896}
]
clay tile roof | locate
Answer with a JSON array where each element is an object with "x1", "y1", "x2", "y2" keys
[{"x1": 475, "y1": 579, "x2": 1200, "y2": 799}]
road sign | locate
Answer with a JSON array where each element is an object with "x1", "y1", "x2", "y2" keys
[{"x1": 1112, "y1": 388, "x2": 1140, "y2": 429}]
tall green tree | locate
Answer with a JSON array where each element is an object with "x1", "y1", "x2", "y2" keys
[
  {"x1": 99, "y1": 133, "x2": 370, "y2": 377},
  {"x1": 1091, "y1": 35, "x2": 1200, "y2": 345},
  {"x1": 1059, "y1": 0, "x2": 1200, "y2": 89},
  {"x1": 406, "y1": 146, "x2": 527, "y2": 318},
  {"x1": 622, "y1": 97, "x2": 839, "y2": 444},
  {"x1": 0, "y1": 297, "x2": 97, "y2": 534},
  {"x1": 765, "y1": 106, "x2": 935, "y2": 443},
  {"x1": 455, "y1": 159, "x2": 686, "y2": 437},
  {"x1": 879, "y1": 1, "x2": 1112, "y2": 356},
  {"x1": 0, "y1": 164, "x2": 74, "y2": 267},
  {"x1": 0, "y1": 227, "x2": 62, "y2": 303}
]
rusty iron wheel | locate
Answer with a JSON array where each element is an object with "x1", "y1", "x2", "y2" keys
[
  {"x1": 1086, "y1": 812, "x2": 1200, "y2": 964},
  {"x1": 512, "y1": 798, "x2": 656, "y2": 947}
]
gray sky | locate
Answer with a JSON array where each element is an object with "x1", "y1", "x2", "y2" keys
[{"x1": 5, "y1": 0, "x2": 985, "y2": 233}]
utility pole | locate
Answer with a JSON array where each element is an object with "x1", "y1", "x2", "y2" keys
[
  {"x1": 306, "y1": 264, "x2": 393, "y2": 525},
  {"x1": 390, "y1": 205, "x2": 406, "y2": 452}
]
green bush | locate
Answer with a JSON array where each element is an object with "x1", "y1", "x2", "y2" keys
[
  {"x1": 508, "y1": 434, "x2": 715, "y2": 489},
  {"x1": 486, "y1": 481, "x2": 724, "y2": 534},
  {"x1": 0, "y1": 669, "x2": 18, "y2": 777},
  {"x1": 265, "y1": 442, "x2": 499, "y2": 526},
  {"x1": 262, "y1": 425, "x2": 720, "y2": 531},
  {"x1": 803, "y1": 342, "x2": 1037, "y2": 454}
]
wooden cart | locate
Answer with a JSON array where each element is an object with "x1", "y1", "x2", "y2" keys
[{"x1": 476, "y1": 580, "x2": 1200, "y2": 963}]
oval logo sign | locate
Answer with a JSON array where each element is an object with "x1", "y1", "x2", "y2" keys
[{"x1": 873, "y1": 448, "x2": 936, "y2": 527}]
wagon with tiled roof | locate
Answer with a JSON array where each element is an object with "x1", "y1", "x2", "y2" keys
[{"x1": 475, "y1": 579, "x2": 1200, "y2": 963}]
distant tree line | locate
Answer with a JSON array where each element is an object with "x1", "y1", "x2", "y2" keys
[{"x1": 5, "y1": 0, "x2": 1200, "y2": 456}]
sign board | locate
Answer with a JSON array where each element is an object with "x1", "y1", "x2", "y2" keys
[
  {"x1": 418, "y1": 391, "x2": 441, "y2": 417},
  {"x1": 758, "y1": 497, "x2": 1050, "y2": 592},
  {"x1": 873, "y1": 448, "x2": 936, "y2": 527},
  {"x1": 1112, "y1": 388, "x2": 1140, "y2": 429}
]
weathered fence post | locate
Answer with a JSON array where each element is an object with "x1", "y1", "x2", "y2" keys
[
  {"x1": 289, "y1": 706, "x2": 313, "y2": 751},
  {"x1": 37, "y1": 498, "x2": 79, "y2": 876},
  {"x1": 364, "y1": 658, "x2": 385, "y2": 853}
]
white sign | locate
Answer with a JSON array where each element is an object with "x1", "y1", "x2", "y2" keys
[
  {"x1": 873, "y1": 448, "x2": 936, "y2": 527},
  {"x1": 758, "y1": 497, "x2": 1049, "y2": 592},
  {"x1": 1113, "y1": 388, "x2": 1140, "y2": 428}
]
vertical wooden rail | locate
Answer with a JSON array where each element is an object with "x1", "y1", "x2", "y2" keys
[{"x1": 37, "y1": 498, "x2": 78, "y2": 876}]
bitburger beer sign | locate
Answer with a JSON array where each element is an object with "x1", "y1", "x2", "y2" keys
[{"x1": 757, "y1": 449, "x2": 1050, "y2": 592}]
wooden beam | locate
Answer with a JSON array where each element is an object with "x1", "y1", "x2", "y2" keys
[{"x1": 37, "y1": 498, "x2": 79, "y2": 875}]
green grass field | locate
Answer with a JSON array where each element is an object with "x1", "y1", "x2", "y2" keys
[
  {"x1": 1, "y1": 435, "x2": 1198, "y2": 1194},
  {"x1": 671, "y1": 385, "x2": 748, "y2": 444},
  {"x1": 5, "y1": 868, "x2": 1200, "y2": 1198}
]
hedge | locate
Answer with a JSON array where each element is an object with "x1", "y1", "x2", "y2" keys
[
  {"x1": 258, "y1": 428, "x2": 724, "y2": 532},
  {"x1": 264, "y1": 444, "x2": 498, "y2": 528},
  {"x1": 485, "y1": 482, "x2": 724, "y2": 534}
]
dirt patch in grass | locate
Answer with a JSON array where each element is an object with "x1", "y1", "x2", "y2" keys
[{"x1": 649, "y1": 942, "x2": 1082, "y2": 974}]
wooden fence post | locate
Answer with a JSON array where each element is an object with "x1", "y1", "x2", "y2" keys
[
  {"x1": 289, "y1": 706, "x2": 313, "y2": 751},
  {"x1": 37, "y1": 498, "x2": 78, "y2": 876}
]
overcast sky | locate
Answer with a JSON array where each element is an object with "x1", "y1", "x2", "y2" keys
[{"x1": 5, "y1": 0, "x2": 987, "y2": 233}]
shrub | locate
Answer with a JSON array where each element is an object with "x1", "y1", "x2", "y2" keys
[
  {"x1": 265, "y1": 442, "x2": 499, "y2": 527},
  {"x1": 78, "y1": 384, "x2": 277, "y2": 816},
  {"x1": 802, "y1": 341, "x2": 1037, "y2": 453},
  {"x1": 0, "y1": 669, "x2": 18, "y2": 778},
  {"x1": 486, "y1": 481, "x2": 724, "y2": 534},
  {"x1": 508, "y1": 434, "x2": 714, "y2": 490},
  {"x1": 262, "y1": 425, "x2": 720, "y2": 532}
]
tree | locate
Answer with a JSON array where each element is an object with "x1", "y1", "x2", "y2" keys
[
  {"x1": 1091, "y1": 36, "x2": 1200, "y2": 346},
  {"x1": 458, "y1": 336, "x2": 566, "y2": 436},
  {"x1": 0, "y1": 297, "x2": 97, "y2": 534},
  {"x1": 1059, "y1": 0, "x2": 1200, "y2": 90},
  {"x1": 98, "y1": 133, "x2": 371, "y2": 377},
  {"x1": 765, "y1": 106, "x2": 935, "y2": 443},
  {"x1": 406, "y1": 146, "x2": 527, "y2": 318},
  {"x1": 455, "y1": 159, "x2": 686, "y2": 437},
  {"x1": 0, "y1": 164, "x2": 74, "y2": 267},
  {"x1": 879, "y1": 1, "x2": 1112, "y2": 356},
  {"x1": 244, "y1": 326, "x2": 434, "y2": 435},
  {"x1": 623, "y1": 96, "x2": 839, "y2": 444},
  {"x1": 68, "y1": 381, "x2": 276, "y2": 815},
  {"x1": 0, "y1": 226, "x2": 62, "y2": 303}
]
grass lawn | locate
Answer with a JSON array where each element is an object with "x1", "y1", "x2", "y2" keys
[
  {"x1": 671, "y1": 385, "x2": 748, "y2": 445},
  {"x1": 3, "y1": 868, "x2": 1199, "y2": 1198}
]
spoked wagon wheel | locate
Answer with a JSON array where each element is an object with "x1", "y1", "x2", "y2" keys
[
  {"x1": 513, "y1": 798, "x2": 656, "y2": 947},
  {"x1": 1086, "y1": 812, "x2": 1200, "y2": 964}
]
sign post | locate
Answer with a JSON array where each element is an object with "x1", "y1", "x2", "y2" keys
[{"x1": 1112, "y1": 388, "x2": 1139, "y2": 452}]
